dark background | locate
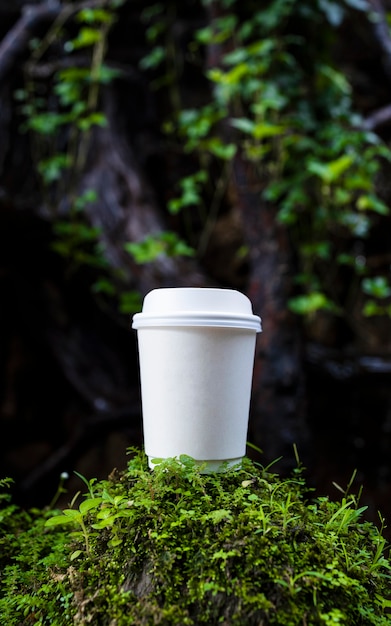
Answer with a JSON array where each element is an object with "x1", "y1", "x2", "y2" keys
[{"x1": 0, "y1": 0, "x2": 391, "y2": 536}]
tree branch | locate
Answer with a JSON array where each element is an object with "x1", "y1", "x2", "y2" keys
[
  {"x1": 363, "y1": 103, "x2": 391, "y2": 130},
  {"x1": 0, "y1": 0, "x2": 110, "y2": 84}
]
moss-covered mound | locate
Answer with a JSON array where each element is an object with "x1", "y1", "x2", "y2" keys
[{"x1": 1, "y1": 452, "x2": 391, "y2": 625}]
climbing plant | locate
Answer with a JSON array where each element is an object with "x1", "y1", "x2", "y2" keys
[
  {"x1": 14, "y1": 0, "x2": 195, "y2": 316},
  {"x1": 14, "y1": 2, "x2": 125, "y2": 298},
  {"x1": 140, "y1": 0, "x2": 391, "y2": 323},
  {"x1": 15, "y1": 0, "x2": 391, "y2": 323}
]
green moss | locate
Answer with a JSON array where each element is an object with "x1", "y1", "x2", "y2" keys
[{"x1": 1, "y1": 454, "x2": 391, "y2": 625}]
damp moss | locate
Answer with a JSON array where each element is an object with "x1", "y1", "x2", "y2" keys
[{"x1": 1, "y1": 452, "x2": 391, "y2": 625}]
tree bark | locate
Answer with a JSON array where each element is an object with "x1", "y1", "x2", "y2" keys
[{"x1": 232, "y1": 158, "x2": 309, "y2": 468}]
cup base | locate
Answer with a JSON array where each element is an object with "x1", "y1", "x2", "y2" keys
[{"x1": 148, "y1": 456, "x2": 243, "y2": 473}]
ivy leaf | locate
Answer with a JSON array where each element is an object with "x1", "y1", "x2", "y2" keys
[
  {"x1": 308, "y1": 154, "x2": 353, "y2": 183},
  {"x1": 76, "y1": 8, "x2": 113, "y2": 24},
  {"x1": 362, "y1": 277, "x2": 391, "y2": 299},
  {"x1": 38, "y1": 154, "x2": 70, "y2": 183},
  {"x1": 27, "y1": 112, "x2": 69, "y2": 135},
  {"x1": 78, "y1": 112, "x2": 107, "y2": 131},
  {"x1": 362, "y1": 301, "x2": 385, "y2": 317},
  {"x1": 356, "y1": 194, "x2": 389, "y2": 215},
  {"x1": 288, "y1": 292, "x2": 338, "y2": 315},
  {"x1": 118, "y1": 291, "x2": 142, "y2": 314},
  {"x1": 253, "y1": 123, "x2": 285, "y2": 140},
  {"x1": 139, "y1": 46, "x2": 165, "y2": 70},
  {"x1": 230, "y1": 117, "x2": 255, "y2": 135},
  {"x1": 65, "y1": 27, "x2": 102, "y2": 51},
  {"x1": 92, "y1": 279, "x2": 116, "y2": 296},
  {"x1": 206, "y1": 138, "x2": 237, "y2": 160}
]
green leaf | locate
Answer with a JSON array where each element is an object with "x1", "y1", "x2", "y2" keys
[
  {"x1": 108, "y1": 536, "x2": 123, "y2": 548},
  {"x1": 221, "y1": 47, "x2": 248, "y2": 66},
  {"x1": 288, "y1": 292, "x2": 338, "y2": 315},
  {"x1": 308, "y1": 154, "x2": 354, "y2": 183},
  {"x1": 38, "y1": 154, "x2": 70, "y2": 183},
  {"x1": 96, "y1": 507, "x2": 117, "y2": 520},
  {"x1": 95, "y1": 65, "x2": 123, "y2": 84},
  {"x1": 74, "y1": 189, "x2": 98, "y2": 211},
  {"x1": 203, "y1": 509, "x2": 233, "y2": 524},
  {"x1": 76, "y1": 8, "x2": 113, "y2": 24},
  {"x1": 27, "y1": 112, "x2": 69, "y2": 135},
  {"x1": 208, "y1": 63, "x2": 248, "y2": 86},
  {"x1": 77, "y1": 112, "x2": 107, "y2": 131},
  {"x1": 66, "y1": 27, "x2": 102, "y2": 51},
  {"x1": 57, "y1": 67, "x2": 90, "y2": 82},
  {"x1": 167, "y1": 198, "x2": 183, "y2": 214},
  {"x1": 362, "y1": 276, "x2": 391, "y2": 299},
  {"x1": 206, "y1": 138, "x2": 237, "y2": 160},
  {"x1": 139, "y1": 46, "x2": 165, "y2": 70},
  {"x1": 79, "y1": 498, "x2": 102, "y2": 516},
  {"x1": 54, "y1": 81, "x2": 83, "y2": 106},
  {"x1": 92, "y1": 279, "x2": 115, "y2": 295},
  {"x1": 207, "y1": 68, "x2": 225, "y2": 84},
  {"x1": 149, "y1": 457, "x2": 163, "y2": 465},
  {"x1": 45, "y1": 514, "x2": 76, "y2": 527},
  {"x1": 337, "y1": 253, "x2": 354, "y2": 266},
  {"x1": 362, "y1": 301, "x2": 386, "y2": 317},
  {"x1": 301, "y1": 241, "x2": 331, "y2": 260},
  {"x1": 160, "y1": 232, "x2": 194, "y2": 258},
  {"x1": 91, "y1": 515, "x2": 118, "y2": 529},
  {"x1": 167, "y1": 170, "x2": 207, "y2": 215},
  {"x1": 230, "y1": 117, "x2": 255, "y2": 135},
  {"x1": 124, "y1": 233, "x2": 194, "y2": 264},
  {"x1": 140, "y1": 3, "x2": 164, "y2": 23},
  {"x1": 375, "y1": 594, "x2": 391, "y2": 609},
  {"x1": 253, "y1": 123, "x2": 285, "y2": 140},
  {"x1": 124, "y1": 237, "x2": 164, "y2": 264},
  {"x1": 62, "y1": 508, "x2": 82, "y2": 519},
  {"x1": 118, "y1": 291, "x2": 142, "y2": 314},
  {"x1": 356, "y1": 194, "x2": 389, "y2": 215}
]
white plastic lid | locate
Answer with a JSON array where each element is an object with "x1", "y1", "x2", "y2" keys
[{"x1": 132, "y1": 288, "x2": 262, "y2": 332}]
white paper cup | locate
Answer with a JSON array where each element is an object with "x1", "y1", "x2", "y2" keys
[{"x1": 132, "y1": 288, "x2": 262, "y2": 472}]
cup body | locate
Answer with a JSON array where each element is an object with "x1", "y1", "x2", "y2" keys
[{"x1": 132, "y1": 288, "x2": 261, "y2": 471}]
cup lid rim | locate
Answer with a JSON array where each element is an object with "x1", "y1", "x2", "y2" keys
[{"x1": 132, "y1": 311, "x2": 262, "y2": 332}]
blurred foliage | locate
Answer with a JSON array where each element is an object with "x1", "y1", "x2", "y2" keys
[
  {"x1": 141, "y1": 0, "x2": 391, "y2": 323},
  {"x1": 15, "y1": 0, "x2": 391, "y2": 323}
]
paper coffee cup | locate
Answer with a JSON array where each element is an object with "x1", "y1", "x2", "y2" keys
[{"x1": 132, "y1": 288, "x2": 262, "y2": 472}]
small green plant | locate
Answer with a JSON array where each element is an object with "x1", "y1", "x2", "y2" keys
[
  {"x1": 45, "y1": 492, "x2": 102, "y2": 559},
  {"x1": 1, "y1": 450, "x2": 390, "y2": 624}
]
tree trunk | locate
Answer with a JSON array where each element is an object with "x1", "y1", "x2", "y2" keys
[{"x1": 232, "y1": 158, "x2": 309, "y2": 469}]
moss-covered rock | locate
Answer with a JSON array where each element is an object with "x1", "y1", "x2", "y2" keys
[{"x1": 1, "y1": 452, "x2": 391, "y2": 625}]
